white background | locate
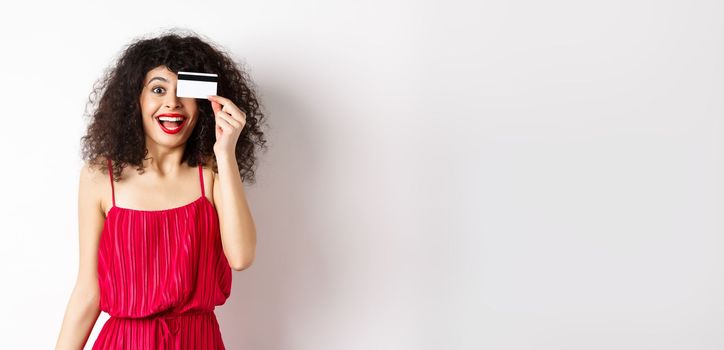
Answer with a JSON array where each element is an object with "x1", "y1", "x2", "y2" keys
[{"x1": 0, "y1": 0, "x2": 722, "y2": 349}]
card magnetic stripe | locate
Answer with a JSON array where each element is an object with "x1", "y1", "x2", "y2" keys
[{"x1": 177, "y1": 74, "x2": 218, "y2": 82}]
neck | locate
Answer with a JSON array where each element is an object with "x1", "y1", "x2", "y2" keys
[{"x1": 142, "y1": 143, "x2": 186, "y2": 177}]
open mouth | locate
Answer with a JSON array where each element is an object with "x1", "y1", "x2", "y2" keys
[{"x1": 155, "y1": 115, "x2": 187, "y2": 134}]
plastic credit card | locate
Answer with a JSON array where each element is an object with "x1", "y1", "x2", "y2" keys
[{"x1": 176, "y1": 71, "x2": 218, "y2": 98}]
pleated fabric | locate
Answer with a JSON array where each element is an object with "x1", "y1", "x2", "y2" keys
[{"x1": 93, "y1": 158, "x2": 232, "y2": 350}]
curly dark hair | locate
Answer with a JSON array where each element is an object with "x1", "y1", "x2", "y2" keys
[{"x1": 80, "y1": 28, "x2": 268, "y2": 184}]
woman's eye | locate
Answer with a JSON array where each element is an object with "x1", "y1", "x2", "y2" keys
[{"x1": 152, "y1": 86, "x2": 165, "y2": 94}]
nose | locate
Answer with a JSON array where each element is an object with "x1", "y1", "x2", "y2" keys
[{"x1": 164, "y1": 93, "x2": 182, "y2": 109}]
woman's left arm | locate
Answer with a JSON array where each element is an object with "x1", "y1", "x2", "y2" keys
[
  {"x1": 214, "y1": 155, "x2": 257, "y2": 271},
  {"x1": 208, "y1": 94, "x2": 257, "y2": 271}
]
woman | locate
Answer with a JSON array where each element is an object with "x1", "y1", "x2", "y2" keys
[{"x1": 55, "y1": 30, "x2": 267, "y2": 349}]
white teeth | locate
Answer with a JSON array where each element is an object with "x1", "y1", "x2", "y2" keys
[{"x1": 158, "y1": 116, "x2": 184, "y2": 122}]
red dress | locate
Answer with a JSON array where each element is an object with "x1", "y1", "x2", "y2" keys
[{"x1": 92, "y1": 158, "x2": 232, "y2": 349}]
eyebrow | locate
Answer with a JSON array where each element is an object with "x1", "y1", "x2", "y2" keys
[{"x1": 146, "y1": 76, "x2": 169, "y2": 86}]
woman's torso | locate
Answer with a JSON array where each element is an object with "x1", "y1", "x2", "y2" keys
[{"x1": 97, "y1": 158, "x2": 232, "y2": 318}]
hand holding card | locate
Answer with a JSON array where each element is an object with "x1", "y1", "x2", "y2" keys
[
  {"x1": 176, "y1": 71, "x2": 218, "y2": 98},
  {"x1": 207, "y1": 94, "x2": 247, "y2": 158}
]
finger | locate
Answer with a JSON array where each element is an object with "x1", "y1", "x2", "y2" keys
[
  {"x1": 208, "y1": 95, "x2": 233, "y2": 105},
  {"x1": 216, "y1": 115, "x2": 231, "y2": 128},
  {"x1": 230, "y1": 109, "x2": 247, "y2": 122},
  {"x1": 215, "y1": 105, "x2": 242, "y2": 127},
  {"x1": 210, "y1": 100, "x2": 222, "y2": 114},
  {"x1": 215, "y1": 116, "x2": 238, "y2": 135},
  {"x1": 221, "y1": 105, "x2": 246, "y2": 123},
  {"x1": 209, "y1": 95, "x2": 242, "y2": 114},
  {"x1": 216, "y1": 112, "x2": 242, "y2": 129},
  {"x1": 209, "y1": 95, "x2": 246, "y2": 124}
]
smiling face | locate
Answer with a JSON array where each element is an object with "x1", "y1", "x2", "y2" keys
[{"x1": 139, "y1": 65, "x2": 199, "y2": 147}]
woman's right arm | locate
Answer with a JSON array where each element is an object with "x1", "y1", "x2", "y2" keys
[{"x1": 55, "y1": 162, "x2": 106, "y2": 349}]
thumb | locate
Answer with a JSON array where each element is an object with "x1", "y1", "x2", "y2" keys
[{"x1": 210, "y1": 100, "x2": 222, "y2": 113}]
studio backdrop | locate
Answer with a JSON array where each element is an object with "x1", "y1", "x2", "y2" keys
[{"x1": 0, "y1": 0, "x2": 722, "y2": 349}]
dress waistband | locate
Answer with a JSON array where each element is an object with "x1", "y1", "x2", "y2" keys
[
  {"x1": 110, "y1": 308, "x2": 215, "y2": 320},
  {"x1": 111, "y1": 309, "x2": 215, "y2": 348}
]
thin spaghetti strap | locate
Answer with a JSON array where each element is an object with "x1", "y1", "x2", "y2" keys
[
  {"x1": 198, "y1": 164, "x2": 205, "y2": 198},
  {"x1": 107, "y1": 158, "x2": 116, "y2": 207}
]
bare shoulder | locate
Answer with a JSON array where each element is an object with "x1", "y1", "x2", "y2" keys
[
  {"x1": 80, "y1": 160, "x2": 109, "y2": 188},
  {"x1": 79, "y1": 159, "x2": 109, "y2": 216},
  {"x1": 73, "y1": 160, "x2": 107, "y2": 295}
]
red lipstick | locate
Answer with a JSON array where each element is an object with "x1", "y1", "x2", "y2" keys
[{"x1": 155, "y1": 113, "x2": 187, "y2": 135}]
